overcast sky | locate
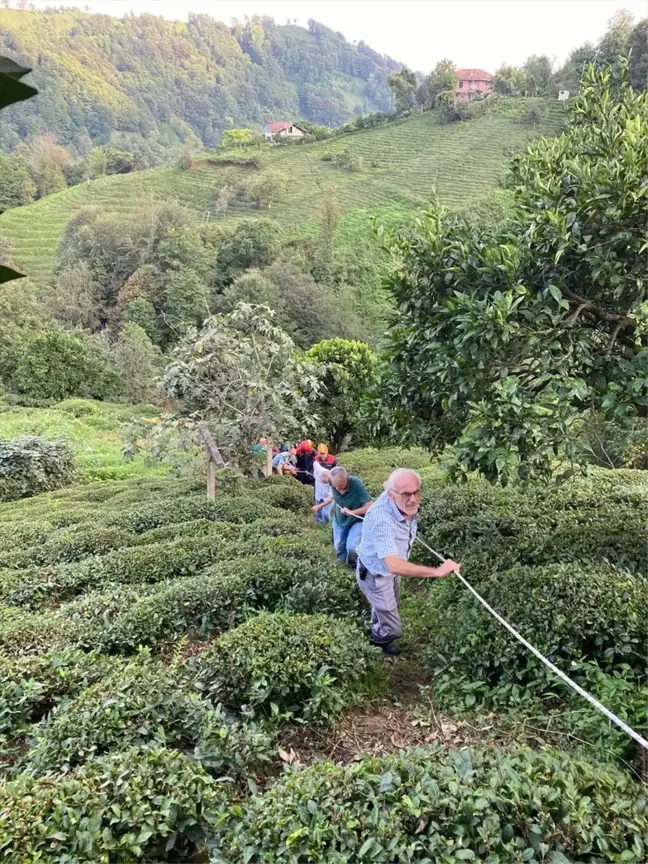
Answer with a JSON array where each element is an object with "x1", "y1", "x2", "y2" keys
[{"x1": 28, "y1": 0, "x2": 647, "y2": 72}]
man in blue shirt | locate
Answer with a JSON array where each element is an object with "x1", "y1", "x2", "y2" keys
[
  {"x1": 357, "y1": 468, "x2": 460, "y2": 656},
  {"x1": 314, "y1": 466, "x2": 372, "y2": 569}
]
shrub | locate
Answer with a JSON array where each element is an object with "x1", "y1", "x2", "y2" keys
[
  {"x1": 415, "y1": 471, "x2": 647, "y2": 577},
  {"x1": 3, "y1": 534, "x2": 233, "y2": 609},
  {"x1": 0, "y1": 747, "x2": 224, "y2": 862},
  {"x1": 0, "y1": 437, "x2": 74, "y2": 501},
  {"x1": 0, "y1": 648, "x2": 119, "y2": 735},
  {"x1": 25, "y1": 655, "x2": 270, "y2": 776},
  {"x1": 0, "y1": 524, "x2": 133, "y2": 569},
  {"x1": 13, "y1": 330, "x2": 113, "y2": 401},
  {"x1": 426, "y1": 563, "x2": 648, "y2": 707},
  {"x1": 0, "y1": 607, "x2": 80, "y2": 656},
  {"x1": 194, "y1": 613, "x2": 377, "y2": 723},
  {"x1": 215, "y1": 745, "x2": 648, "y2": 863},
  {"x1": 79, "y1": 547, "x2": 358, "y2": 653},
  {"x1": 106, "y1": 494, "x2": 280, "y2": 533},
  {"x1": 91, "y1": 571, "x2": 250, "y2": 652}
]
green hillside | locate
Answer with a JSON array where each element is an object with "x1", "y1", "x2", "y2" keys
[
  {"x1": 0, "y1": 8, "x2": 398, "y2": 157},
  {"x1": 0, "y1": 99, "x2": 565, "y2": 287}
]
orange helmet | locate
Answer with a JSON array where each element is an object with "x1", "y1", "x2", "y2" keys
[{"x1": 317, "y1": 443, "x2": 329, "y2": 456}]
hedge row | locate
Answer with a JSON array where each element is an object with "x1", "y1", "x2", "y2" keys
[
  {"x1": 0, "y1": 540, "x2": 357, "y2": 657},
  {"x1": 193, "y1": 612, "x2": 378, "y2": 724},
  {"x1": 0, "y1": 747, "x2": 224, "y2": 863},
  {"x1": 424, "y1": 562, "x2": 648, "y2": 707},
  {"x1": 215, "y1": 745, "x2": 648, "y2": 863},
  {"x1": 0, "y1": 648, "x2": 120, "y2": 736},
  {"x1": 24, "y1": 655, "x2": 273, "y2": 776},
  {"x1": 1, "y1": 522, "x2": 289, "y2": 609},
  {"x1": 415, "y1": 475, "x2": 646, "y2": 577},
  {"x1": 80, "y1": 550, "x2": 360, "y2": 653}
]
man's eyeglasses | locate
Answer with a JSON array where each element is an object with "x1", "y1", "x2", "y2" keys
[{"x1": 395, "y1": 489, "x2": 421, "y2": 501}]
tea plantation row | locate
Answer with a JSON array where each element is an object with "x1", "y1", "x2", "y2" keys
[{"x1": 0, "y1": 452, "x2": 646, "y2": 862}]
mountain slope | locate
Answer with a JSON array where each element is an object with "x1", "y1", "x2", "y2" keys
[
  {"x1": 0, "y1": 8, "x2": 398, "y2": 159},
  {"x1": 0, "y1": 99, "x2": 565, "y2": 288}
]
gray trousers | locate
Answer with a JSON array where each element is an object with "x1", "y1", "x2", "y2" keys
[{"x1": 356, "y1": 563, "x2": 402, "y2": 644}]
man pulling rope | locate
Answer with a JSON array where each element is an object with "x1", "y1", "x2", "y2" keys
[{"x1": 356, "y1": 468, "x2": 459, "y2": 656}]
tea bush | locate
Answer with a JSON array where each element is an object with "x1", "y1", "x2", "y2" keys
[
  {"x1": 0, "y1": 607, "x2": 81, "y2": 656},
  {"x1": 85, "y1": 551, "x2": 361, "y2": 653},
  {"x1": 0, "y1": 436, "x2": 74, "y2": 501},
  {"x1": 0, "y1": 524, "x2": 133, "y2": 569},
  {"x1": 0, "y1": 648, "x2": 119, "y2": 735},
  {"x1": 426, "y1": 562, "x2": 648, "y2": 706},
  {"x1": 106, "y1": 494, "x2": 284, "y2": 534},
  {"x1": 214, "y1": 745, "x2": 648, "y2": 863},
  {"x1": 194, "y1": 613, "x2": 377, "y2": 723},
  {"x1": 25, "y1": 656, "x2": 272, "y2": 776},
  {"x1": 415, "y1": 472, "x2": 647, "y2": 577},
  {"x1": 0, "y1": 747, "x2": 224, "y2": 863}
]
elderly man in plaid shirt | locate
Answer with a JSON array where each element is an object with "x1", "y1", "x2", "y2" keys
[{"x1": 356, "y1": 468, "x2": 460, "y2": 656}]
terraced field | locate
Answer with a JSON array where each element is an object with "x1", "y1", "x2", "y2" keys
[{"x1": 0, "y1": 99, "x2": 565, "y2": 287}]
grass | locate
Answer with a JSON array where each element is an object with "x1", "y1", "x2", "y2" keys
[
  {"x1": 0, "y1": 398, "x2": 164, "y2": 483},
  {"x1": 0, "y1": 98, "x2": 566, "y2": 287}
]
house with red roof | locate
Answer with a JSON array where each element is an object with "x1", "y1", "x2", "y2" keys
[
  {"x1": 264, "y1": 121, "x2": 308, "y2": 141},
  {"x1": 455, "y1": 69, "x2": 493, "y2": 101}
]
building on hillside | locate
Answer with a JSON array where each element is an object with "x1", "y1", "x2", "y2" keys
[
  {"x1": 264, "y1": 121, "x2": 307, "y2": 141},
  {"x1": 558, "y1": 90, "x2": 570, "y2": 101},
  {"x1": 454, "y1": 69, "x2": 493, "y2": 101}
]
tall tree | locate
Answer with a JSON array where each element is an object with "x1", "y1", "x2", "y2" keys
[
  {"x1": 417, "y1": 58, "x2": 456, "y2": 108},
  {"x1": 521, "y1": 55, "x2": 553, "y2": 96},
  {"x1": 372, "y1": 60, "x2": 647, "y2": 485},
  {"x1": 151, "y1": 303, "x2": 319, "y2": 469},
  {"x1": 306, "y1": 338, "x2": 377, "y2": 452},
  {"x1": 387, "y1": 65, "x2": 417, "y2": 113}
]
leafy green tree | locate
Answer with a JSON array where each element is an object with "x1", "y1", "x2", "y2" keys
[
  {"x1": 246, "y1": 170, "x2": 287, "y2": 208},
  {"x1": 387, "y1": 65, "x2": 417, "y2": 113},
  {"x1": 521, "y1": 55, "x2": 553, "y2": 96},
  {"x1": 221, "y1": 128, "x2": 254, "y2": 148},
  {"x1": 157, "y1": 303, "x2": 319, "y2": 468},
  {"x1": 123, "y1": 298, "x2": 163, "y2": 347},
  {"x1": 86, "y1": 146, "x2": 143, "y2": 179},
  {"x1": 109, "y1": 322, "x2": 164, "y2": 404},
  {"x1": 493, "y1": 64, "x2": 524, "y2": 96},
  {"x1": 220, "y1": 262, "x2": 363, "y2": 349},
  {"x1": 18, "y1": 133, "x2": 71, "y2": 197},
  {"x1": 629, "y1": 19, "x2": 648, "y2": 91},
  {"x1": 47, "y1": 262, "x2": 103, "y2": 331},
  {"x1": 553, "y1": 43, "x2": 597, "y2": 94},
  {"x1": 214, "y1": 219, "x2": 283, "y2": 287},
  {"x1": 306, "y1": 338, "x2": 377, "y2": 452},
  {"x1": 417, "y1": 59, "x2": 456, "y2": 108},
  {"x1": 373, "y1": 60, "x2": 647, "y2": 485},
  {"x1": 0, "y1": 152, "x2": 35, "y2": 211},
  {"x1": 14, "y1": 330, "x2": 112, "y2": 401},
  {"x1": 160, "y1": 268, "x2": 212, "y2": 335},
  {"x1": 597, "y1": 9, "x2": 634, "y2": 69}
]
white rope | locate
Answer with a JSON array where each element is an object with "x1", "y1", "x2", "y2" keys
[{"x1": 348, "y1": 510, "x2": 648, "y2": 751}]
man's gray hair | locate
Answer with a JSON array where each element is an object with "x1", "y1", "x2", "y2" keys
[
  {"x1": 329, "y1": 466, "x2": 347, "y2": 483},
  {"x1": 384, "y1": 468, "x2": 421, "y2": 492}
]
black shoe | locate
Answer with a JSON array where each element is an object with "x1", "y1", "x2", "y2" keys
[
  {"x1": 370, "y1": 639, "x2": 400, "y2": 656},
  {"x1": 381, "y1": 642, "x2": 400, "y2": 656}
]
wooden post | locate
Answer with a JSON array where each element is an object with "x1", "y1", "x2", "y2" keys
[
  {"x1": 265, "y1": 443, "x2": 273, "y2": 478},
  {"x1": 198, "y1": 423, "x2": 225, "y2": 500},
  {"x1": 206, "y1": 450, "x2": 216, "y2": 500}
]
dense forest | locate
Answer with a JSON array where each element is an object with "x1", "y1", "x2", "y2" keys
[{"x1": 0, "y1": 7, "x2": 398, "y2": 160}]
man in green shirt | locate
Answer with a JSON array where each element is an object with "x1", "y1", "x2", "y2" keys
[{"x1": 313, "y1": 466, "x2": 372, "y2": 569}]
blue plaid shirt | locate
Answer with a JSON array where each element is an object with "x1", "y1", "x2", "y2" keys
[{"x1": 357, "y1": 491, "x2": 417, "y2": 576}]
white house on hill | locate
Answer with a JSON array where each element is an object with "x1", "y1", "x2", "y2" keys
[{"x1": 264, "y1": 121, "x2": 307, "y2": 141}]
